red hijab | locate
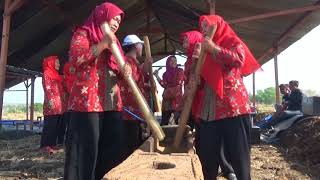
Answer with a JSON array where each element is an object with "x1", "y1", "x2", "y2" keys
[
  {"x1": 81, "y1": 2, "x2": 124, "y2": 44},
  {"x1": 80, "y1": 2, "x2": 125, "y2": 72},
  {"x1": 199, "y1": 15, "x2": 261, "y2": 98},
  {"x1": 43, "y1": 56, "x2": 62, "y2": 82},
  {"x1": 180, "y1": 30, "x2": 203, "y2": 58},
  {"x1": 180, "y1": 31, "x2": 203, "y2": 77}
]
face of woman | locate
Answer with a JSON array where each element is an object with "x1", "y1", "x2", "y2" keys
[
  {"x1": 182, "y1": 37, "x2": 189, "y2": 50},
  {"x1": 55, "y1": 60, "x2": 60, "y2": 71},
  {"x1": 192, "y1": 43, "x2": 201, "y2": 59},
  {"x1": 201, "y1": 20, "x2": 208, "y2": 36},
  {"x1": 169, "y1": 57, "x2": 177, "y2": 68},
  {"x1": 108, "y1": 15, "x2": 121, "y2": 33}
]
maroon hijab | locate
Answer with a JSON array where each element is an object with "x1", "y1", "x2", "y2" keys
[{"x1": 163, "y1": 56, "x2": 180, "y2": 87}]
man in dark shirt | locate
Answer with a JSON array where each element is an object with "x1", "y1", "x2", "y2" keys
[
  {"x1": 268, "y1": 81, "x2": 303, "y2": 128},
  {"x1": 287, "y1": 80, "x2": 303, "y2": 111}
]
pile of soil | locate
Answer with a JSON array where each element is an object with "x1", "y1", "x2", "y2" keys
[{"x1": 279, "y1": 116, "x2": 320, "y2": 177}]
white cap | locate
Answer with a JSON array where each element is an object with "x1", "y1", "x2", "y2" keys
[{"x1": 122, "y1": 35, "x2": 144, "y2": 46}]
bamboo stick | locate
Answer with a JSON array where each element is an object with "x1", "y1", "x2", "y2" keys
[
  {"x1": 143, "y1": 36, "x2": 162, "y2": 113},
  {"x1": 101, "y1": 23, "x2": 165, "y2": 141}
]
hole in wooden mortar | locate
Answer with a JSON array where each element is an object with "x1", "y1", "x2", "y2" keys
[{"x1": 153, "y1": 161, "x2": 176, "y2": 170}]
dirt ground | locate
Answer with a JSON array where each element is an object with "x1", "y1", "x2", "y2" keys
[
  {"x1": 0, "y1": 131, "x2": 64, "y2": 180},
  {"x1": 0, "y1": 116, "x2": 319, "y2": 180}
]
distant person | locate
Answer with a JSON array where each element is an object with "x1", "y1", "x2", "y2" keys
[
  {"x1": 40, "y1": 56, "x2": 64, "y2": 153},
  {"x1": 154, "y1": 55, "x2": 185, "y2": 125},
  {"x1": 288, "y1": 80, "x2": 303, "y2": 111},
  {"x1": 119, "y1": 34, "x2": 152, "y2": 159},
  {"x1": 269, "y1": 81, "x2": 303, "y2": 127},
  {"x1": 275, "y1": 84, "x2": 290, "y2": 112}
]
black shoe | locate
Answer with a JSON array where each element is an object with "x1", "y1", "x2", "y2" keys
[{"x1": 227, "y1": 173, "x2": 237, "y2": 180}]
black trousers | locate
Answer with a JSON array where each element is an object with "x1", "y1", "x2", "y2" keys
[
  {"x1": 197, "y1": 115, "x2": 251, "y2": 180},
  {"x1": 195, "y1": 122, "x2": 235, "y2": 177},
  {"x1": 40, "y1": 115, "x2": 62, "y2": 147},
  {"x1": 63, "y1": 111, "x2": 72, "y2": 145},
  {"x1": 122, "y1": 120, "x2": 143, "y2": 160},
  {"x1": 64, "y1": 111, "x2": 124, "y2": 180},
  {"x1": 161, "y1": 110, "x2": 180, "y2": 125},
  {"x1": 57, "y1": 112, "x2": 68, "y2": 145}
]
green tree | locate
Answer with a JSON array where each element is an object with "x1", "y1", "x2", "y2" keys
[
  {"x1": 34, "y1": 103, "x2": 43, "y2": 112},
  {"x1": 256, "y1": 87, "x2": 276, "y2": 105}
]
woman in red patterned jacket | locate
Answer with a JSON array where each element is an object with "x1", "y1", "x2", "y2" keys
[
  {"x1": 181, "y1": 30, "x2": 236, "y2": 179},
  {"x1": 63, "y1": 3, "x2": 130, "y2": 180},
  {"x1": 41, "y1": 56, "x2": 63, "y2": 153},
  {"x1": 190, "y1": 15, "x2": 260, "y2": 180},
  {"x1": 154, "y1": 55, "x2": 185, "y2": 125},
  {"x1": 119, "y1": 34, "x2": 152, "y2": 159}
]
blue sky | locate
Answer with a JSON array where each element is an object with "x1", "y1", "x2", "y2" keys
[{"x1": 3, "y1": 24, "x2": 320, "y2": 105}]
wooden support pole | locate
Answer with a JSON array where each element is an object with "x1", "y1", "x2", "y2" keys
[
  {"x1": 0, "y1": 0, "x2": 12, "y2": 125},
  {"x1": 30, "y1": 77, "x2": 35, "y2": 130},
  {"x1": 274, "y1": 53, "x2": 280, "y2": 105},
  {"x1": 252, "y1": 73, "x2": 256, "y2": 108},
  {"x1": 24, "y1": 79, "x2": 30, "y2": 122}
]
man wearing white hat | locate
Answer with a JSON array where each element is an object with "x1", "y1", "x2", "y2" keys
[
  {"x1": 119, "y1": 34, "x2": 153, "y2": 160},
  {"x1": 122, "y1": 35, "x2": 144, "y2": 62}
]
